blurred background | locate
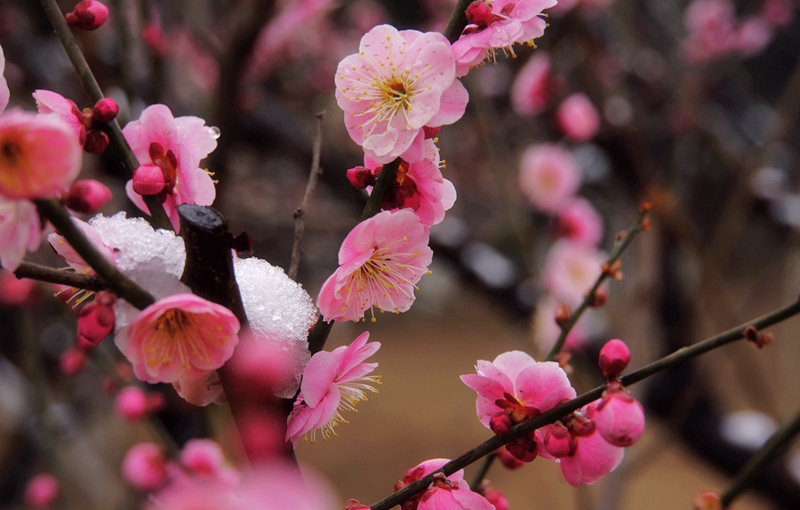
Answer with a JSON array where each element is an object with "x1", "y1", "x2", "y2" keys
[{"x1": 2, "y1": 0, "x2": 800, "y2": 508}]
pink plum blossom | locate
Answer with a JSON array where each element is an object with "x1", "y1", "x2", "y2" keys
[
  {"x1": 0, "y1": 44, "x2": 9, "y2": 114},
  {"x1": 115, "y1": 386, "x2": 150, "y2": 421},
  {"x1": 518, "y1": 143, "x2": 582, "y2": 212},
  {"x1": 76, "y1": 292, "x2": 116, "y2": 346},
  {"x1": 24, "y1": 473, "x2": 59, "y2": 509},
  {"x1": 172, "y1": 371, "x2": 225, "y2": 406},
  {"x1": 510, "y1": 52, "x2": 552, "y2": 116},
  {"x1": 286, "y1": 331, "x2": 380, "y2": 445},
  {"x1": 0, "y1": 110, "x2": 82, "y2": 200},
  {"x1": 595, "y1": 383, "x2": 645, "y2": 447},
  {"x1": 33, "y1": 90, "x2": 87, "y2": 145},
  {"x1": 114, "y1": 293, "x2": 240, "y2": 384},
  {"x1": 48, "y1": 217, "x2": 115, "y2": 274},
  {"x1": 460, "y1": 350, "x2": 576, "y2": 432},
  {"x1": 734, "y1": 16, "x2": 773, "y2": 57},
  {"x1": 533, "y1": 295, "x2": 588, "y2": 353},
  {"x1": 0, "y1": 197, "x2": 42, "y2": 271},
  {"x1": 0, "y1": 271, "x2": 37, "y2": 307},
  {"x1": 556, "y1": 93, "x2": 600, "y2": 142},
  {"x1": 554, "y1": 197, "x2": 604, "y2": 247},
  {"x1": 355, "y1": 139, "x2": 456, "y2": 226},
  {"x1": 541, "y1": 239, "x2": 606, "y2": 308},
  {"x1": 180, "y1": 438, "x2": 239, "y2": 486},
  {"x1": 122, "y1": 442, "x2": 168, "y2": 491},
  {"x1": 451, "y1": 0, "x2": 557, "y2": 76},
  {"x1": 122, "y1": 104, "x2": 218, "y2": 230},
  {"x1": 682, "y1": 0, "x2": 738, "y2": 63},
  {"x1": 317, "y1": 209, "x2": 433, "y2": 322},
  {"x1": 395, "y1": 459, "x2": 494, "y2": 510},
  {"x1": 335, "y1": 25, "x2": 468, "y2": 164},
  {"x1": 762, "y1": 0, "x2": 795, "y2": 28}
]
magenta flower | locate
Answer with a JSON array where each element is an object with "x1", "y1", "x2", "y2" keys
[
  {"x1": 335, "y1": 24, "x2": 468, "y2": 164},
  {"x1": 115, "y1": 293, "x2": 240, "y2": 384},
  {"x1": 0, "y1": 197, "x2": 42, "y2": 271},
  {"x1": 122, "y1": 104, "x2": 218, "y2": 230},
  {"x1": 541, "y1": 239, "x2": 607, "y2": 308},
  {"x1": 317, "y1": 209, "x2": 433, "y2": 322},
  {"x1": 0, "y1": 44, "x2": 9, "y2": 114},
  {"x1": 122, "y1": 442, "x2": 168, "y2": 492},
  {"x1": 518, "y1": 143, "x2": 581, "y2": 213},
  {"x1": 451, "y1": 0, "x2": 557, "y2": 76},
  {"x1": 0, "y1": 110, "x2": 82, "y2": 200},
  {"x1": 510, "y1": 52, "x2": 552, "y2": 116},
  {"x1": 355, "y1": 139, "x2": 456, "y2": 226},
  {"x1": 286, "y1": 332, "x2": 380, "y2": 446},
  {"x1": 461, "y1": 350, "x2": 576, "y2": 432},
  {"x1": 556, "y1": 93, "x2": 600, "y2": 142},
  {"x1": 395, "y1": 459, "x2": 495, "y2": 510}
]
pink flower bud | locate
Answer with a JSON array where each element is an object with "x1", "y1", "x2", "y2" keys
[
  {"x1": 595, "y1": 387, "x2": 645, "y2": 447},
  {"x1": 24, "y1": 473, "x2": 59, "y2": 509},
  {"x1": 556, "y1": 93, "x2": 600, "y2": 142},
  {"x1": 115, "y1": 386, "x2": 150, "y2": 421},
  {"x1": 64, "y1": 179, "x2": 112, "y2": 213},
  {"x1": 65, "y1": 1, "x2": 109, "y2": 31},
  {"x1": 91, "y1": 98, "x2": 119, "y2": 123},
  {"x1": 59, "y1": 348, "x2": 86, "y2": 375},
  {"x1": 122, "y1": 443, "x2": 168, "y2": 491},
  {"x1": 83, "y1": 129, "x2": 109, "y2": 154},
  {"x1": 495, "y1": 447, "x2": 525, "y2": 470},
  {"x1": 0, "y1": 272, "x2": 37, "y2": 307},
  {"x1": 599, "y1": 338, "x2": 630, "y2": 379},
  {"x1": 478, "y1": 482, "x2": 509, "y2": 510},
  {"x1": 489, "y1": 412, "x2": 512, "y2": 435},
  {"x1": 543, "y1": 422, "x2": 573, "y2": 458},
  {"x1": 132, "y1": 164, "x2": 167, "y2": 195},
  {"x1": 77, "y1": 292, "x2": 116, "y2": 346},
  {"x1": 346, "y1": 165, "x2": 377, "y2": 190},
  {"x1": 505, "y1": 432, "x2": 538, "y2": 462},
  {"x1": 466, "y1": 1, "x2": 495, "y2": 27}
]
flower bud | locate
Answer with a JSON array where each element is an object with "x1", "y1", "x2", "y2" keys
[
  {"x1": 477, "y1": 481, "x2": 509, "y2": 510},
  {"x1": 505, "y1": 432, "x2": 538, "y2": 462},
  {"x1": 59, "y1": 348, "x2": 86, "y2": 375},
  {"x1": 346, "y1": 166, "x2": 377, "y2": 190},
  {"x1": 115, "y1": 386, "x2": 150, "y2": 421},
  {"x1": 595, "y1": 385, "x2": 645, "y2": 447},
  {"x1": 543, "y1": 422, "x2": 572, "y2": 458},
  {"x1": 24, "y1": 473, "x2": 59, "y2": 509},
  {"x1": 599, "y1": 338, "x2": 630, "y2": 379},
  {"x1": 495, "y1": 447, "x2": 524, "y2": 470},
  {"x1": 693, "y1": 490, "x2": 723, "y2": 510},
  {"x1": 65, "y1": 1, "x2": 109, "y2": 31},
  {"x1": 91, "y1": 98, "x2": 119, "y2": 123},
  {"x1": 77, "y1": 292, "x2": 116, "y2": 347},
  {"x1": 0, "y1": 272, "x2": 37, "y2": 307},
  {"x1": 122, "y1": 443, "x2": 168, "y2": 491},
  {"x1": 554, "y1": 304, "x2": 570, "y2": 326},
  {"x1": 64, "y1": 179, "x2": 112, "y2": 213},
  {"x1": 132, "y1": 164, "x2": 167, "y2": 195},
  {"x1": 466, "y1": 1, "x2": 495, "y2": 27},
  {"x1": 489, "y1": 412, "x2": 512, "y2": 435},
  {"x1": 83, "y1": 129, "x2": 109, "y2": 154},
  {"x1": 556, "y1": 93, "x2": 600, "y2": 142}
]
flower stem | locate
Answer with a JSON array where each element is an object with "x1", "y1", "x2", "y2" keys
[
  {"x1": 368, "y1": 297, "x2": 800, "y2": 510},
  {"x1": 34, "y1": 199, "x2": 155, "y2": 310},
  {"x1": 444, "y1": 0, "x2": 473, "y2": 43},
  {"x1": 546, "y1": 205, "x2": 650, "y2": 361},
  {"x1": 37, "y1": 0, "x2": 172, "y2": 230},
  {"x1": 721, "y1": 408, "x2": 800, "y2": 507},
  {"x1": 14, "y1": 261, "x2": 108, "y2": 292}
]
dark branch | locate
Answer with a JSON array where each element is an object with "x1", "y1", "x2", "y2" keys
[{"x1": 14, "y1": 262, "x2": 108, "y2": 292}]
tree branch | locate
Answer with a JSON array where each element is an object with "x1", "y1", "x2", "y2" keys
[
  {"x1": 443, "y1": 0, "x2": 472, "y2": 43},
  {"x1": 14, "y1": 261, "x2": 108, "y2": 291}
]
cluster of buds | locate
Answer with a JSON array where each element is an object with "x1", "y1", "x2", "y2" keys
[{"x1": 65, "y1": 1, "x2": 109, "y2": 31}]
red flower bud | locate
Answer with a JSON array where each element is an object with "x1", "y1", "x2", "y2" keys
[
  {"x1": 505, "y1": 432, "x2": 538, "y2": 462},
  {"x1": 77, "y1": 292, "x2": 116, "y2": 347},
  {"x1": 60, "y1": 348, "x2": 86, "y2": 375},
  {"x1": 346, "y1": 165, "x2": 378, "y2": 190},
  {"x1": 64, "y1": 179, "x2": 112, "y2": 213},
  {"x1": 599, "y1": 338, "x2": 630, "y2": 379},
  {"x1": 115, "y1": 386, "x2": 150, "y2": 421},
  {"x1": 595, "y1": 386, "x2": 645, "y2": 447},
  {"x1": 489, "y1": 412, "x2": 513, "y2": 435},
  {"x1": 466, "y1": 1, "x2": 495, "y2": 27},
  {"x1": 65, "y1": 1, "x2": 109, "y2": 31},
  {"x1": 83, "y1": 129, "x2": 109, "y2": 154},
  {"x1": 543, "y1": 422, "x2": 572, "y2": 458},
  {"x1": 132, "y1": 164, "x2": 167, "y2": 195},
  {"x1": 92, "y1": 98, "x2": 119, "y2": 123},
  {"x1": 495, "y1": 447, "x2": 525, "y2": 470}
]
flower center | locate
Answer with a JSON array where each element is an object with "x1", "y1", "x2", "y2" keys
[
  {"x1": 1, "y1": 141, "x2": 22, "y2": 166},
  {"x1": 148, "y1": 142, "x2": 179, "y2": 193},
  {"x1": 143, "y1": 308, "x2": 218, "y2": 371}
]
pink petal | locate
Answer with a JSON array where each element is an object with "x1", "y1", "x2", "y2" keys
[
  {"x1": 426, "y1": 80, "x2": 469, "y2": 127},
  {"x1": 300, "y1": 351, "x2": 339, "y2": 407}
]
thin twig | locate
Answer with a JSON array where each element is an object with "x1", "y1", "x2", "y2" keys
[
  {"x1": 720, "y1": 408, "x2": 800, "y2": 507},
  {"x1": 369, "y1": 297, "x2": 800, "y2": 510},
  {"x1": 35, "y1": 199, "x2": 155, "y2": 310},
  {"x1": 14, "y1": 262, "x2": 108, "y2": 291},
  {"x1": 443, "y1": 0, "x2": 472, "y2": 43},
  {"x1": 288, "y1": 112, "x2": 326, "y2": 281},
  {"x1": 37, "y1": 0, "x2": 172, "y2": 230},
  {"x1": 546, "y1": 205, "x2": 650, "y2": 361}
]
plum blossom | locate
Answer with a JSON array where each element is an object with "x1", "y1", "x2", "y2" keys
[
  {"x1": 451, "y1": 0, "x2": 557, "y2": 77},
  {"x1": 594, "y1": 382, "x2": 645, "y2": 447},
  {"x1": 173, "y1": 371, "x2": 225, "y2": 406},
  {"x1": 122, "y1": 443, "x2": 168, "y2": 491},
  {"x1": 510, "y1": 52, "x2": 552, "y2": 116},
  {"x1": 519, "y1": 143, "x2": 582, "y2": 212},
  {"x1": 122, "y1": 104, "x2": 218, "y2": 230},
  {"x1": 317, "y1": 209, "x2": 433, "y2": 323},
  {"x1": 33, "y1": 90, "x2": 87, "y2": 145},
  {"x1": 556, "y1": 93, "x2": 600, "y2": 142},
  {"x1": 541, "y1": 239, "x2": 607, "y2": 307},
  {"x1": 0, "y1": 44, "x2": 9, "y2": 114},
  {"x1": 351, "y1": 139, "x2": 456, "y2": 226},
  {"x1": 554, "y1": 197, "x2": 604, "y2": 247},
  {"x1": 115, "y1": 293, "x2": 240, "y2": 384},
  {"x1": 48, "y1": 217, "x2": 116, "y2": 274},
  {"x1": 0, "y1": 197, "x2": 42, "y2": 271},
  {"x1": 335, "y1": 24, "x2": 468, "y2": 164},
  {"x1": 286, "y1": 331, "x2": 380, "y2": 446},
  {"x1": 0, "y1": 110, "x2": 82, "y2": 200},
  {"x1": 24, "y1": 473, "x2": 59, "y2": 509},
  {"x1": 533, "y1": 295, "x2": 589, "y2": 353},
  {"x1": 394, "y1": 459, "x2": 495, "y2": 510}
]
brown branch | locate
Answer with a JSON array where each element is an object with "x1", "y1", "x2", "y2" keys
[
  {"x1": 288, "y1": 112, "x2": 325, "y2": 281},
  {"x1": 14, "y1": 262, "x2": 108, "y2": 292},
  {"x1": 444, "y1": 0, "x2": 472, "y2": 43}
]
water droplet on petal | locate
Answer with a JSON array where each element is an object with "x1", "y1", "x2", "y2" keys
[{"x1": 209, "y1": 126, "x2": 221, "y2": 139}]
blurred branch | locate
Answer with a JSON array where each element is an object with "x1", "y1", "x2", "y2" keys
[
  {"x1": 289, "y1": 112, "x2": 325, "y2": 281},
  {"x1": 370, "y1": 296, "x2": 800, "y2": 510},
  {"x1": 37, "y1": 0, "x2": 172, "y2": 230},
  {"x1": 14, "y1": 262, "x2": 108, "y2": 292}
]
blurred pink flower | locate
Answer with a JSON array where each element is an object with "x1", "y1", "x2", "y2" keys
[
  {"x1": 115, "y1": 293, "x2": 240, "y2": 384},
  {"x1": 63, "y1": 179, "x2": 112, "y2": 214},
  {"x1": 682, "y1": 0, "x2": 737, "y2": 63},
  {"x1": 115, "y1": 386, "x2": 150, "y2": 421},
  {"x1": 122, "y1": 104, "x2": 218, "y2": 230},
  {"x1": 24, "y1": 473, "x2": 59, "y2": 509},
  {"x1": 0, "y1": 270, "x2": 37, "y2": 307},
  {"x1": 335, "y1": 24, "x2": 468, "y2": 164},
  {"x1": 48, "y1": 217, "x2": 115, "y2": 274},
  {"x1": 451, "y1": 0, "x2": 557, "y2": 76},
  {"x1": 541, "y1": 239, "x2": 606, "y2": 307},
  {"x1": 180, "y1": 438, "x2": 239, "y2": 486},
  {"x1": 761, "y1": 0, "x2": 795, "y2": 28},
  {"x1": 172, "y1": 371, "x2": 225, "y2": 406},
  {"x1": 460, "y1": 350, "x2": 576, "y2": 431},
  {"x1": 357, "y1": 139, "x2": 456, "y2": 226},
  {"x1": 286, "y1": 331, "x2": 380, "y2": 445},
  {"x1": 510, "y1": 52, "x2": 552, "y2": 116},
  {"x1": 533, "y1": 295, "x2": 588, "y2": 353},
  {"x1": 518, "y1": 143, "x2": 581, "y2": 212},
  {"x1": 556, "y1": 93, "x2": 600, "y2": 142},
  {"x1": 554, "y1": 197, "x2": 603, "y2": 247},
  {"x1": 0, "y1": 197, "x2": 42, "y2": 271},
  {"x1": 734, "y1": 16, "x2": 773, "y2": 57},
  {"x1": 317, "y1": 209, "x2": 433, "y2": 322},
  {"x1": 395, "y1": 458, "x2": 494, "y2": 510},
  {"x1": 0, "y1": 110, "x2": 82, "y2": 200},
  {"x1": 0, "y1": 44, "x2": 9, "y2": 114},
  {"x1": 76, "y1": 291, "x2": 116, "y2": 347},
  {"x1": 122, "y1": 442, "x2": 168, "y2": 491}
]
